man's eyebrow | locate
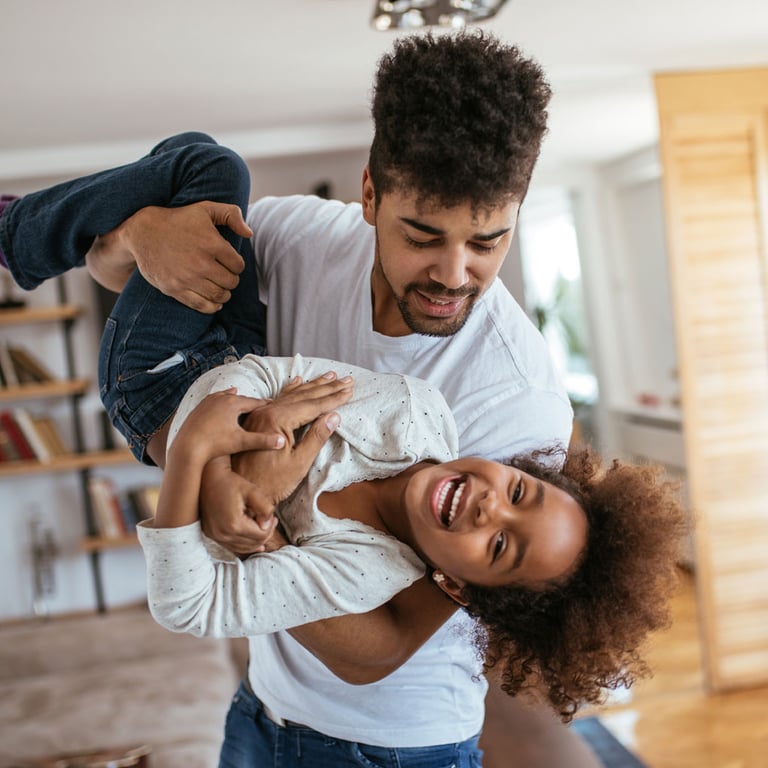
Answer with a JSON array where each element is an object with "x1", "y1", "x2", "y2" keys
[
  {"x1": 400, "y1": 217, "x2": 443, "y2": 236},
  {"x1": 400, "y1": 217, "x2": 511, "y2": 241},
  {"x1": 474, "y1": 228, "x2": 512, "y2": 242}
]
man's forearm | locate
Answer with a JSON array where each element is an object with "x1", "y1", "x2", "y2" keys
[{"x1": 288, "y1": 578, "x2": 457, "y2": 683}]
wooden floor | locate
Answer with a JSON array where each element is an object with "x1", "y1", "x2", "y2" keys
[{"x1": 584, "y1": 569, "x2": 768, "y2": 768}]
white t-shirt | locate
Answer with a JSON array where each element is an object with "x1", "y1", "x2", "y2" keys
[
  {"x1": 246, "y1": 195, "x2": 574, "y2": 747},
  {"x1": 137, "y1": 355, "x2": 456, "y2": 637}
]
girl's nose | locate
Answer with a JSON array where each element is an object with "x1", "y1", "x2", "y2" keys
[{"x1": 476, "y1": 490, "x2": 514, "y2": 528}]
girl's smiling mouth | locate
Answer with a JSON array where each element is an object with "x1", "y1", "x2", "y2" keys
[{"x1": 432, "y1": 475, "x2": 468, "y2": 528}]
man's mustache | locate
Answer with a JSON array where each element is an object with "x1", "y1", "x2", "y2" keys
[{"x1": 406, "y1": 282, "x2": 478, "y2": 299}]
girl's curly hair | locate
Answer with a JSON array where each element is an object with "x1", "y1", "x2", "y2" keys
[
  {"x1": 459, "y1": 445, "x2": 689, "y2": 723},
  {"x1": 369, "y1": 30, "x2": 551, "y2": 210}
]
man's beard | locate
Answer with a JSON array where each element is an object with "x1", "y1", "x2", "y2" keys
[
  {"x1": 396, "y1": 282, "x2": 479, "y2": 337},
  {"x1": 373, "y1": 231, "x2": 479, "y2": 337}
]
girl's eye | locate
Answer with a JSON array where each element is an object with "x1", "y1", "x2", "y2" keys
[
  {"x1": 511, "y1": 479, "x2": 523, "y2": 504},
  {"x1": 493, "y1": 532, "x2": 504, "y2": 561}
]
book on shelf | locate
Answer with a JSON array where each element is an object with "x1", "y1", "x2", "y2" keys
[
  {"x1": 0, "y1": 342, "x2": 57, "y2": 387},
  {"x1": 13, "y1": 407, "x2": 53, "y2": 462},
  {"x1": 0, "y1": 408, "x2": 70, "y2": 463},
  {"x1": 29, "y1": 414, "x2": 69, "y2": 457},
  {"x1": 0, "y1": 341, "x2": 19, "y2": 387},
  {"x1": 87, "y1": 480, "x2": 161, "y2": 538},
  {"x1": 127, "y1": 485, "x2": 160, "y2": 523},
  {"x1": 0, "y1": 409, "x2": 36, "y2": 461},
  {"x1": 87, "y1": 476, "x2": 126, "y2": 539},
  {"x1": 0, "y1": 417, "x2": 22, "y2": 461},
  {"x1": 7, "y1": 345, "x2": 56, "y2": 384}
]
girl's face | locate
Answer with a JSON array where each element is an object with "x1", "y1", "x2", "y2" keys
[{"x1": 402, "y1": 458, "x2": 587, "y2": 596}]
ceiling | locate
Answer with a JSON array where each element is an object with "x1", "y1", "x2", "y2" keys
[{"x1": 2, "y1": 0, "x2": 768, "y2": 177}]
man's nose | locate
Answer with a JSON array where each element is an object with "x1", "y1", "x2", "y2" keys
[{"x1": 429, "y1": 247, "x2": 468, "y2": 289}]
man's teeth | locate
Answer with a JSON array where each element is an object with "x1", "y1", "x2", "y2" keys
[{"x1": 437, "y1": 479, "x2": 466, "y2": 526}]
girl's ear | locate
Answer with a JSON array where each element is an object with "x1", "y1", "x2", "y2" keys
[
  {"x1": 361, "y1": 166, "x2": 376, "y2": 225},
  {"x1": 432, "y1": 571, "x2": 469, "y2": 607}
]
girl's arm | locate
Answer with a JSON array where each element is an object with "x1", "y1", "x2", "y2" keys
[
  {"x1": 154, "y1": 389, "x2": 280, "y2": 530},
  {"x1": 141, "y1": 389, "x2": 425, "y2": 637},
  {"x1": 138, "y1": 524, "x2": 425, "y2": 638},
  {"x1": 156, "y1": 373, "x2": 354, "y2": 533}
]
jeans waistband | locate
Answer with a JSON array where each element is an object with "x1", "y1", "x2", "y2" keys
[{"x1": 243, "y1": 678, "x2": 308, "y2": 729}]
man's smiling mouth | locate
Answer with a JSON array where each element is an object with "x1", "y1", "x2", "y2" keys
[{"x1": 436, "y1": 477, "x2": 467, "y2": 527}]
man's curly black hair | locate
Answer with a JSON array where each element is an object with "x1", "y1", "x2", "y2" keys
[
  {"x1": 368, "y1": 30, "x2": 551, "y2": 210},
  {"x1": 458, "y1": 445, "x2": 689, "y2": 723}
]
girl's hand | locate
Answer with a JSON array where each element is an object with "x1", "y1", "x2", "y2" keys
[
  {"x1": 239, "y1": 371, "x2": 354, "y2": 448},
  {"x1": 169, "y1": 388, "x2": 285, "y2": 468},
  {"x1": 197, "y1": 374, "x2": 352, "y2": 555}
]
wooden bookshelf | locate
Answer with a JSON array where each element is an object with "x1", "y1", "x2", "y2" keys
[
  {"x1": 0, "y1": 304, "x2": 81, "y2": 326},
  {"x1": 0, "y1": 288, "x2": 151, "y2": 612},
  {"x1": 80, "y1": 533, "x2": 140, "y2": 553},
  {"x1": 0, "y1": 378, "x2": 90, "y2": 403},
  {"x1": 0, "y1": 448, "x2": 136, "y2": 478}
]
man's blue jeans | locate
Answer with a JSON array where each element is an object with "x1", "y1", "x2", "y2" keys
[
  {"x1": 0, "y1": 132, "x2": 266, "y2": 463},
  {"x1": 220, "y1": 680, "x2": 483, "y2": 768}
]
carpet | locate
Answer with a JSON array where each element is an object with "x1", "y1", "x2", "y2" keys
[{"x1": 571, "y1": 718, "x2": 649, "y2": 768}]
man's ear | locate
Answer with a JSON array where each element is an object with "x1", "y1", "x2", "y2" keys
[
  {"x1": 361, "y1": 166, "x2": 376, "y2": 225},
  {"x1": 432, "y1": 571, "x2": 469, "y2": 607}
]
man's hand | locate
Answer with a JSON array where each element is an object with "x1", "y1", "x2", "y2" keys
[{"x1": 87, "y1": 201, "x2": 251, "y2": 313}]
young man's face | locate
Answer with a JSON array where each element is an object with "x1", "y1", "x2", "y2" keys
[{"x1": 362, "y1": 169, "x2": 520, "y2": 338}]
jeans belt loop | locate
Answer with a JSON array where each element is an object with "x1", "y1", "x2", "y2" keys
[{"x1": 262, "y1": 700, "x2": 287, "y2": 728}]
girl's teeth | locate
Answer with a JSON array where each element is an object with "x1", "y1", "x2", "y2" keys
[
  {"x1": 447, "y1": 481, "x2": 465, "y2": 525},
  {"x1": 437, "y1": 479, "x2": 466, "y2": 526}
]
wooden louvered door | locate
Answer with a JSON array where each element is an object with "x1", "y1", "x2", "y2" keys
[{"x1": 655, "y1": 69, "x2": 768, "y2": 691}]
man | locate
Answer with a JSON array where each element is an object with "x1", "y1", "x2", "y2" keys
[{"x1": 1, "y1": 31, "x2": 576, "y2": 767}]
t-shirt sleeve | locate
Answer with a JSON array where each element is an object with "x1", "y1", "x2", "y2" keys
[
  {"x1": 137, "y1": 520, "x2": 424, "y2": 638},
  {"x1": 247, "y1": 196, "x2": 341, "y2": 306},
  {"x1": 457, "y1": 387, "x2": 573, "y2": 464}
]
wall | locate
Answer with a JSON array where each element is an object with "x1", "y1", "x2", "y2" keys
[{"x1": 533, "y1": 149, "x2": 685, "y2": 462}]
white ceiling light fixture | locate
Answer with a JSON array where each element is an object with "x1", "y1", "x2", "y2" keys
[{"x1": 371, "y1": 0, "x2": 511, "y2": 30}]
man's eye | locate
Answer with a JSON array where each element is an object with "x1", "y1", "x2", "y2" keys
[
  {"x1": 405, "y1": 234, "x2": 435, "y2": 249},
  {"x1": 471, "y1": 241, "x2": 498, "y2": 253},
  {"x1": 493, "y1": 532, "x2": 505, "y2": 561},
  {"x1": 511, "y1": 480, "x2": 522, "y2": 504}
]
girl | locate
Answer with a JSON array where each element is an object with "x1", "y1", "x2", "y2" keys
[{"x1": 142, "y1": 352, "x2": 687, "y2": 722}]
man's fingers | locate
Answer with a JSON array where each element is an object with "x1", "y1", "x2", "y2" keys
[
  {"x1": 215, "y1": 247, "x2": 246, "y2": 278},
  {"x1": 205, "y1": 202, "x2": 254, "y2": 240},
  {"x1": 175, "y1": 290, "x2": 224, "y2": 314}
]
